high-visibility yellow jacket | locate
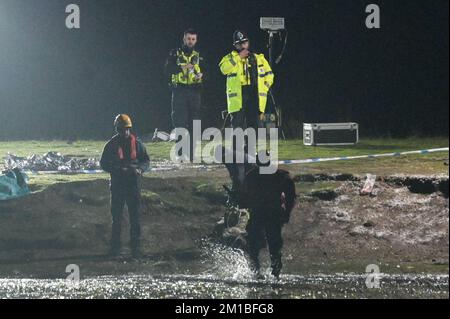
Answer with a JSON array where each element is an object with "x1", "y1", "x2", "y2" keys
[
  {"x1": 168, "y1": 49, "x2": 203, "y2": 86},
  {"x1": 219, "y1": 51, "x2": 274, "y2": 113}
]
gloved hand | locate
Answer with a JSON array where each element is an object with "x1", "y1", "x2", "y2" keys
[
  {"x1": 280, "y1": 192, "x2": 291, "y2": 224},
  {"x1": 259, "y1": 112, "x2": 266, "y2": 122},
  {"x1": 181, "y1": 63, "x2": 194, "y2": 71},
  {"x1": 121, "y1": 166, "x2": 142, "y2": 177},
  {"x1": 195, "y1": 73, "x2": 203, "y2": 81}
]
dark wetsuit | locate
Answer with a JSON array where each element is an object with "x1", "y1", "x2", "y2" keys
[
  {"x1": 100, "y1": 134, "x2": 150, "y2": 253},
  {"x1": 224, "y1": 156, "x2": 296, "y2": 278}
]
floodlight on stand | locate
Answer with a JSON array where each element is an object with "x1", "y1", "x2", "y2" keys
[
  {"x1": 259, "y1": 17, "x2": 288, "y2": 139},
  {"x1": 260, "y1": 17, "x2": 285, "y2": 31}
]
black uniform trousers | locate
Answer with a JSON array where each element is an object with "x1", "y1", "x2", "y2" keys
[
  {"x1": 229, "y1": 85, "x2": 263, "y2": 190},
  {"x1": 171, "y1": 85, "x2": 202, "y2": 161},
  {"x1": 230, "y1": 85, "x2": 262, "y2": 131}
]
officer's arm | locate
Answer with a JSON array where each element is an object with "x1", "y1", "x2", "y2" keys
[
  {"x1": 100, "y1": 142, "x2": 115, "y2": 174},
  {"x1": 219, "y1": 54, "x2": 239, "y2": 75},
  {"x1": 261, "y1": 55, "x2": 275, "y2": 89},
  {"x1": 282, "y1": 175, "x2": 297, "y2": 223},
  {"x1": 136, "y1": 141, "x2": 150, "y2": 173},
  {"x1": 197, "y1": 54, "x2": 205, "y2": 81},
  {"x1": 165, "y1": 49, "x2": 182, "y2": 77}
]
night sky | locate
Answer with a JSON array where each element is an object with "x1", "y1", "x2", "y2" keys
[{"x1": 0, "y1": 0, "x2": 448, "y2": 139}]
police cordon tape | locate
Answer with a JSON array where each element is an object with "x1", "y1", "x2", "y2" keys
[
  {"x1": 275, "y1": 147, "x2": 450, "y2": 165},
  {"x1": 24, "y1": 167, "x2": 176, "y2": 175},
  {"x1": 23, "y1": 147, "x2": 449, "y2": 174}
]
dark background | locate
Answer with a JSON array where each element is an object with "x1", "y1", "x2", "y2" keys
[{"x1": 0, "y1": 0, "x2": 448, "y2": 140}]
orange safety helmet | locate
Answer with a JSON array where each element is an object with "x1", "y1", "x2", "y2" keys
[{"x1": 114, "y1": 114, "x2": 132, "y2": 129}]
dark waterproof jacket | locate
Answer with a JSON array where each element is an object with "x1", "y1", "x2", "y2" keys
[
  {"x1": 100, "y1": 134, "x2": 150, "y2": 186},
  {"x1": 242, "y1": 167, "x2": 296, "y2": 224}
]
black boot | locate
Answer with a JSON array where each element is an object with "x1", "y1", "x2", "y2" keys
[
  {"x1": 271, "y1": 254, "x2": 282, "y2": 279},
  {"x1": 110, "y1": 217, "x2": 122, "y2": 257},
  {"x1": 249, "y1": 254, "x2": 265, "y2": 280},
  {"x1": 131, "y1": 248, "x2": 143, "y2": 260},
  {"x1": 131, "y1": 242, "x2": 143, "y2": 260}
]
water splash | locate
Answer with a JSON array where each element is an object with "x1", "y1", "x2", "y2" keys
[{"x1": 199, "y1": 240, "x2": 254, "y2": 281}]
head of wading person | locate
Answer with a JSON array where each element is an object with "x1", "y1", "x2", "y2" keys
[
  {"x1": 100, "y1": 114, "x2": 150, "y2": 260},
  {"x1": 114, "y1": 114, "x2": 132, "y2": 139}
]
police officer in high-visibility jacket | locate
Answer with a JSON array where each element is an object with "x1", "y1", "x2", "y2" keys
[
  {"x1": 165, "y1": 29, "x2": 203, "y2": 161},
  {"x1": 219, "y1": 31, "x2": 274, "y2": 191},
  {"x1": 219, "y1": 30, "x2": 274, "y2": 132}
]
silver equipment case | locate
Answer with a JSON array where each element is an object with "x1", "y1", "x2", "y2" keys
[{"x1": 303, "y1": 123, "x2": 359, "y2": 146}]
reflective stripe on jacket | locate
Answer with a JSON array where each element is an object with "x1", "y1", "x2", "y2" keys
[{"x1": 171, "y1": 49, "x2": 203, "y2": 86}]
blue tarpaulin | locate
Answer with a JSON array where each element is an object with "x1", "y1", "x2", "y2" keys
[{"x1": 0, "y1": 168, "x2": 30, "y2": 201}]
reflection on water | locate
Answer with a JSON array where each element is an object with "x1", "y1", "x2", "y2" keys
[
  {"x1": 0, "y1": 273, "x2": 448, "y2": 299},
  {"x1": 0, "y1": 243, "x2": 448, "y2": 299}
]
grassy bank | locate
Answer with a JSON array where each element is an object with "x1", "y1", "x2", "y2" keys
[
  {"x1": 1, "y1": 137, "x2": 448, "y2": 190},
  {"x1": 1, "y1": 137, "x2": 448, "y2": 161}
]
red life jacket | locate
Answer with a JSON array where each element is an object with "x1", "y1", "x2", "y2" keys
[{"x1": 118, "y1": 134, "x2": 137, "y2": 160}]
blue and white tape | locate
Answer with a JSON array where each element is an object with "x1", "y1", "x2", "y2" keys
[
  {"x1": 25, "y1": 169, "x2": 104, "y2": 175},
  {"x1": 25, "y1": 167, "x2": 179, "y2": 175},
  {"x1": 22, "y1": 147, "x2": 449, "y2": 174},
  {"x1": 276, "y1": 147, "x2": 449, "y2": 165}
]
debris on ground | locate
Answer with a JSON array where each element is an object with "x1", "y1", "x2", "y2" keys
[
  {"x1": 5, "y1": 152, "x2": 100, "y2": 172},
  {"x1": 152, "y1": 129, "x2": 176, "y2": 142},
  {"x1": 311, "y1": 189, "x2": 338, "y2": 201},
  {"x1": 360, "y1": 173, "x2": 376, "y2": 196},
  {"x1": 3, "y1": 152, "x2": 222, "y2": 174}
]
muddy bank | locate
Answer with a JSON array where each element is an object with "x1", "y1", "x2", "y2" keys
[
  {"x1": 0, "y1": 172, "x2": 448, "y2": 278},
  {"x1": 290, "y1": 175, "x2": 449, "y2": 273},
  {"x1": 0, "y1": 176, "x2": 228, "y2": 277},
  {"x1": 293, "y1": 173, "x2": 449, "y2": 198}
]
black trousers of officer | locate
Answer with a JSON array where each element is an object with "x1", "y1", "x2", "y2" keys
[
  {"x1": 171, "y1": 86, "x2": 201, "y2": 161},
  {"x1": 246, "y1": 209, "x2": 283, "y2": 277},
  {"x1": 230, "y1": 85, "x2": 262, "y2": 131},
  {"x1": 229, "y1": 85, "x2": 262, "y2": 190},
  {"x1": 110, "y1": 182, "x2": 141, "y2": 251}
]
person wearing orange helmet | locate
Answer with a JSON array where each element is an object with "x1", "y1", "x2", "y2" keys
[{"x1": 100, "y1": 114, "x2": 150, "y2": 259}]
